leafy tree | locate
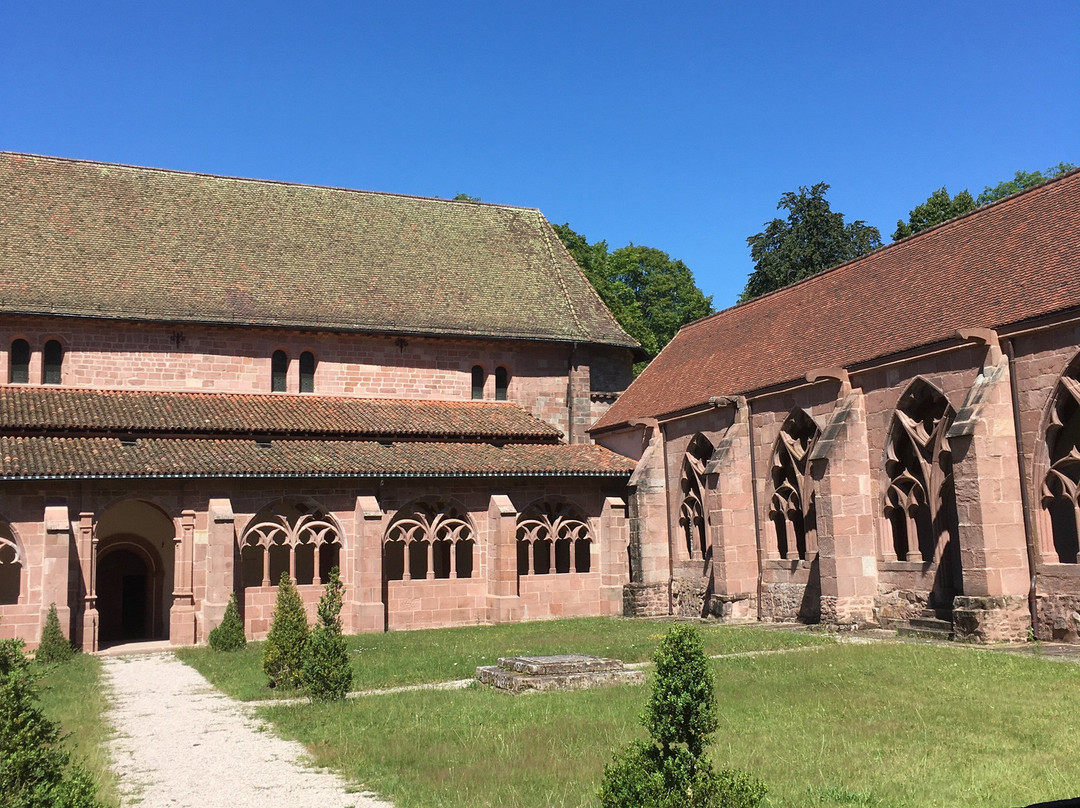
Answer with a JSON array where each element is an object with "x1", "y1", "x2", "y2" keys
[
  {"x1": 553, "y1": 224, "x2": 713, "y2": 367},
  {"x1": 0, "y1": 638, "x2": 103, "y2": 807},
  {"x1": 261, "y1": 572, "x2": 309, "y2": 690},
  {"x1": 977, "y1": 162, "x2": 1077, "y2": 205},
  {"x1": 452, "y1": 193, "x2": 481, "y2": 202},
  {"x1": 598, "y1": 624, "x2": 765, "y2": 808},
  {"x1": 302, "y1": 566, "x2": 353, "y2": 701},
  {"x1": 740, "y1": 183, "x2": 881, "y2": 303},
  {"x1": 35, "y1": 604, "x2": 74, "y2": 666},
  {"x1": 892, "y1": 187, "x2": 976, "y2": 240},
  {"x1": 208, "y1": 592, "x2": 246, "y2": 652}
]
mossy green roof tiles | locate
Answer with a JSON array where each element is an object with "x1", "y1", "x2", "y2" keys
[{"x1": 0, "y1": 153, "x2": 636, "y2": 348}]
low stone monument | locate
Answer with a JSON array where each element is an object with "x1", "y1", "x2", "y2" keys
[{"x1": 476, "y1": 653, "x2": 644, "y2": 693}]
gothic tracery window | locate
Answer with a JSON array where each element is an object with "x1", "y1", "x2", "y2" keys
[
  {"x1": 883, "y1": 381, "x2": 959, "y2": 563},
  {"x1": 241, "y1": 500, "x2": 341, "y2": 587},
  {"x1": 0, "y1": 522, "x2": 22, "y2": 605},
  {"x1": 383, "y1": 501, "x2": 475, "y2": 581},
  {"x1": 1043, "y1": 367, "x2": 1080, "y2": 563},
  {"x1": 768, "y1": 410, "x2": 820, "y2": 561},
  {"x1": 679, "y1": 434, "x2": 713, "y2": 561},
  {"x1": 516, "y1": 501, "x2": 592, "y2": 575}
]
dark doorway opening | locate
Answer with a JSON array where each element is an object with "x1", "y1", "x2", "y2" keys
[{"x1": 98, "y1": 549, "x2": 151, "y2": 643}]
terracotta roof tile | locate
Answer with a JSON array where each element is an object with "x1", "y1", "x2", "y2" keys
[
  {"x1": 595, "y1": 169, "x2": 1080, "y2": 430},
  {"x1": 0, "y1": 387, "x2": 561, "y2": 440},
  {"x1": 0, "y1": 435, "x2": 635, "y2": 479},
  {"x1": 0, "y1": 152, "x2": 636, "y2": 349}
]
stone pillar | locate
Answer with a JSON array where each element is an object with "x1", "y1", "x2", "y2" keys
[
  {"x1": 947, "y1": 337, "x2": 1031, "y2": 642},
  {"x1": 567, "y1": 356, "x2": 592, "y2": 445},
  {"x1": 348, "y1": 495, "x2": 385, "y2": 634},
  {"x1": 42, "y1": 500, "x2": 72, "y2": 640},
  {"x1": 810, "y1": 387, "x2": 878, "y2": 626},
  {"x1": 487, "y1": 494, "x2": 520, "y2": 624},
  {"x1": 600, "y1": 496, "x2": 630, "y2": 615},
  {"x1": 169, "y1": 510, "x2": 197, "y2": 645},
  {"x1": 706, "y1": 400, "x2": 759, "y2": 621},
  {"x1": 624, "y1": 419, "x2": 671, "y2": 616},
  {"x1": 77, "y1": 512, "x2": 97, "y2": 653},
  {"x1": 199, "y1": 499, "x2": 235, "y2": 643}
]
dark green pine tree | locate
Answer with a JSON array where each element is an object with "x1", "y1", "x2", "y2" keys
[
  {"x1": 261, "y1": 572, "x2": 309, "y2": 690},
  {"x1": 302, "y1": 566, "x2": 353, "y2": 701}
]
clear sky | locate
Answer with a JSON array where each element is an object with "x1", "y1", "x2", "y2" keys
[{"x1": 2, "y1": 1, "x2": 1077, "y2": 309}]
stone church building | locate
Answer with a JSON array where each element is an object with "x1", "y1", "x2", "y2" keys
[
  {"x1": 0, "y1": 152, "x2": 640, "y2": 650},
  {"x1": 593, "y1": 167, "x2": 1080, "y2": 643}
]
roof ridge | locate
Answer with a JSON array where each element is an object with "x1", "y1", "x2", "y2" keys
[
  {"x1": 0, "y1": 151, "x2": 544, "y2": 213},
  {"x1": 539, "y1": 212, "x2": 588, "y2": 338}
]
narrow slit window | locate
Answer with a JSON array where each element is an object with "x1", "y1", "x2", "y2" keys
[
  {"x1": 471, "y1": 366, "x2": 485, "y2": 399},
  {"x1": 9, "y1": 339, "x2": 29, "y2": 384},
  {"x1": 271, "y1": 350, "x2": 288, "y2": 392},
  {"x1": 299, "y1": 351, "x2": 315, "y2": 393},
  {"x1": 43, "y1": 340, "x2": 62, "y2": 385},
  {"x1": 495, "y1": 367, "x2": 509, "y2": 401}
]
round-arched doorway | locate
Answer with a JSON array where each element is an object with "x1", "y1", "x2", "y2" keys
[{"x1": 96, "y1": 536, "x2": 167, "y2": 644}]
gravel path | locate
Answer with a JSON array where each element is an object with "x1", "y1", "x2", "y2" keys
[{"x1": 103, "y1": 654, "x2": 393, "y2": 808}]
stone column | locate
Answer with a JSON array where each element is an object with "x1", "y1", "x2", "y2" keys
[
  {"x1": 486, "y1": 495, "x2": 519, "y2": 624},
  {"x1": 348, "y1": 495, "x2": 385, "y2": 634},
  {"x1": 624, "y1": 419, "x2": 671, "y2": 616},
  {"x1": 42, "y1": 500, "x2": 72, "y2": 640},
  {"x1": 706, "y1": 399, "x2": 759, "y2": 621},
  {"x1": 77, "y1": 512, "x2": 97, "y2": 653},
  {"x1": 810, "y1": 384, "x2": 878, "y2": 626},
  {"x1": 947, "y1": 334, "x2": 1031, "y2": 642},
  {"x1": 599, "y1": 496, "x2": 629, "y2": 615},
  {"x1": 199, "y1": 499, "x2": 235, "y2": 643},
  {"x1": 169, "y1": 510, "x2": 197, "y2": 645}
]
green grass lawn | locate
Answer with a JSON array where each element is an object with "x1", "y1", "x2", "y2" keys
[
  {"x1": 246, "y1": 638, "x2": 1080, "y2": 808},
  {"x1": 37, "y1": 653, "x2": 119, "y2": 807},
  {"x1": 176, "y1": 616, "x2": 830, "y2": 700}
]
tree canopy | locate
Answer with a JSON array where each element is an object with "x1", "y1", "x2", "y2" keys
[
  {"x1": 739, "y1": 183, "x2": 881, "y2": 303},
  {"x1": 892, "y1": 187, "x2": 976, "y2": 241},
  {"x1": 976, "y1": 162, "x2": 1077, "y2": 205},
  {"x1": 553, "y1": 224, "x2": 713, "y2": 365}
]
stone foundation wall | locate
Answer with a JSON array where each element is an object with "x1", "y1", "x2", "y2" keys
[
  {"x1": 874, "y1": 588, "x2": 932, "y2": 627},
  {"x1": 622, "y1": 582, "x2": 669, "y2": 616},
  {"x1": 952, "y1": 595, "x2": 1030, "y2": 643},
  {"x1": 1035, "y1": 593, "x2": 1080, "y2": 642},
  {"x1": 671, "y1": 573, "x2": 708, "y2": 617}
]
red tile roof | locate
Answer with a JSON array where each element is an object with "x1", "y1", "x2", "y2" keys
[
  {"x1": 0, "y1": 436, "x2": 635, "y2": 479},
  {"x1": 594, "y1": 169, "x2": 1080, "y2": 431},
  {"x1": 0, "y1": 387, "x2": 561, "y2": 440},
  {"x1": 0, "y1": 152, "x2": 636, "y2": 349}
]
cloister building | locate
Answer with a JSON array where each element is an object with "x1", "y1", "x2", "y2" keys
[
  {"x1": 0, "y1": 152, "x2": 639, "y2": 650},
  {"x1": 593, "y1": 167, "x2": 1080, "y2": 643}
]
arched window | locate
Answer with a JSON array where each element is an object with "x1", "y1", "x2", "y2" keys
[
  {"x1": 241, "y1": 500, "x2": 342, "y2": 587},
  {"x1": 471, "y1": 366, "x2": 485, "y2": 399},
  {"x1": 8, "y1": 339, "x2": 29, "y2": 384},
  {"x1": 0, "y1": 522, "x2": 23, "y2": 605},
  {"x1": 383, "y1": 501, "x2": 474, "y2": 581},
  {"x1": 768, "y1": 410, "x2": 820, "y2": 561},
  {"x1": 517, "y1": 501, "x2": 592, "y2": 575},
  {"x1": 883, "y1": 380, "x2": 958, "y2": 563},
  {"x1": 43, "y1": 340, "x2": 62, "y2": 385},
  {"x1": 495, "y1": 367, "x2": 509, "y2": 401},
  {"x1": 299, "y1": 351, "x2": 316, "y2": 393},
  {"x1": 679, "y1": 434, "x2": 713, "y2": 561},
  {"x1": 1042, "y1": 364, "x2": 1080, "y2": 563},
  {"x1": 271, "y1": 350, "x2": 288, "y2": 392}
]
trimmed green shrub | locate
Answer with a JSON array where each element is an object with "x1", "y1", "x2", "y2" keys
[
  {"x1": 261, "y1": 572, "x2": 309, "y2": 690},
  {"x1": 302, "y1": 566, "x2": 353, "y2": 701},
  {"x1": 598, "y1": 624, "x2": 766, "y2": 808},
  {"x1": 208, "y1": 592, "x2": 246, "y2": 652},
  {"x1": 35, "y1": 604, "x2": 74, "y2": 666},
  {"x1": 0, "y1": 637, "x2": 103, "y2": 807}
]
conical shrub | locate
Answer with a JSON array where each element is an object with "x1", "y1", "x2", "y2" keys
[
  {"x1": 208, "y1": 592, "x2": 246, "y2": 652},
  {"x1": 302, "y1": 566, "x2": 352, "y2": 701},
  {"x1": 35, "y1": 603, "x2": 74, "y2": 665},
  {"x1": 261, "y1": 572, "x2": 309, "y2": 689}
]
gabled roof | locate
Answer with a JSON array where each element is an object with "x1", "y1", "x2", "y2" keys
[
  {"x1": 0, "y1": 152, "x2": 636, "y2": 349},
  {"x1": 0, "y1": 387, "x2": 561, "y2": 441},
  {"x1": 594, "y1": 168, "x2": 1080, "y2": 431}
]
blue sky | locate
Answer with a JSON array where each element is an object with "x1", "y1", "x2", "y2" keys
[{"x1": 2, "y1": 1, "x2": 1077, "y2": 309}]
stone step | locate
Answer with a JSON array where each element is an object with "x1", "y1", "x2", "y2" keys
[
  {"x1": 498, "y1": 654, "x2": 625, "y2": 676},
  {"x1": 476, "y1": 654, "x2": 645, "y2": 693},
  {"x1": 897, "y1": 617, "x2": 954, "y2": 640}
]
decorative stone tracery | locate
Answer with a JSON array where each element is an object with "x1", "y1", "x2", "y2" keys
[
  {"x1": 678, "y1": 434, "x2": 713, "y2": 561},
  {"x1": 883, "y1": 380, "x2": 959, "y2": 565},
  {"x1": 241, "y1": 500, "x2": 342, "y2": 587},
  {"x1": 383, "y1": 501, "x2": 475, "y2": 581},
  {"x1": 767, "y1": 410, "x2": 820, "y2": 561},
  {"x1": 1042, "y1": 367, "x2": 1080, "y2": 563},
  {"x1": 0, "y1": 522, "x2": 22, "y2": 605},
  {"x1": 516, "y1": 501, "x2": 592, "y2": 575}
]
